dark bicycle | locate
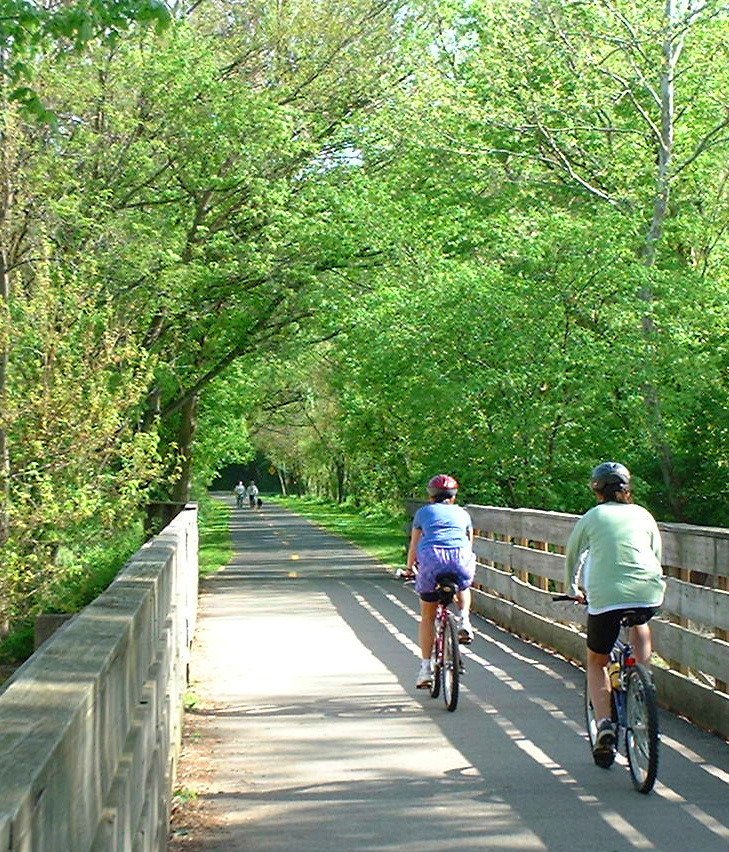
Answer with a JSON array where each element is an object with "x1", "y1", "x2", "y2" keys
[
  {"x1": 554, "y1": 595, "x2": 660, "y2": 793},
  {"x1": 429, "y1": 573, "x2": 463, "y2": 712}
]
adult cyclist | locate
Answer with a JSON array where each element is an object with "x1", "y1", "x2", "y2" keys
[
  {"x1": 406, "y1": 474, "x2": 476, "y2": 689},
  {"x1": 564, "y1": 462, "x2": 665, "y2": 762}
]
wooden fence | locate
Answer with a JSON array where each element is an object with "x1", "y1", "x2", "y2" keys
[{"x1": 406, "y1": 501, "x2": 729, "y2": 739}]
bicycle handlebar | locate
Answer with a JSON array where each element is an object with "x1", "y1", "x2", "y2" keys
[{"x1": 552, "y1": 594, "x2": 586, "y2": 604}]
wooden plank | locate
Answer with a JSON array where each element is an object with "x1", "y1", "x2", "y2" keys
[
  {"x1": 467, "y1": 504, "x2": 517, "y2": 536},
  {"x1": 651, "y1": 619, "x2": 729, "y2": 685},
  {"x1": 508, "y1": 575, "x2": 573, "y2": 620},
  {"x1": 652, "y1": 667, "x2": 729, "y2": 740},
  {"x1": 662, "y1": 577, "x2": 729, "y2": 633},
  {"x1": 716, "y1": 537, "x2": 729, "y2": 582},
  {"x1": 660, "y1": 524, "x2": 729, "y2": 579},
  {"x1": 473, "y1": 537, "x2": 511, "y2": 567},
  {"x1": 534, "y1": 540, "x2": 549, "y2": 591},
  {"x1": 511, "y1": 545, "x2": 565, "y2": 583},
  {"x1": 717, "y1": 575, "x2": 728, "y2": 693},
  {"x1": 513, "y1": 509, "x2": 579, "y2": 546},
  {"x1": 516, "y1": 537, "x2": 529, "y2": 582},
  {"x1": 473, "y1": 565, "x2": 588, "y2": 627},
  {"x1": 474, "y1": 563, "x2": 512, "y2": 598}
]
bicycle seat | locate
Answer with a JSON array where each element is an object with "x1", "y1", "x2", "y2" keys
[
  {"x1": 434, "y1": 573, "x2": 458, "y2": 604},
  {"x1": 620, "y1": 610, "x2": 643, "y2": 627}
]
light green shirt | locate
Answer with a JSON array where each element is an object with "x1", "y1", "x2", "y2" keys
[{"x1": 564, "y1": 502, "x2": 665, "y2": 614}]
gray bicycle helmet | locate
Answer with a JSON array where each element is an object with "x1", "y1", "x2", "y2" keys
[{"x1": 590, "y1": 461, "x2": 631, "y2": 493}]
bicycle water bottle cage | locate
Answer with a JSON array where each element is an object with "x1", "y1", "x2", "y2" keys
[{"x1": 435, "y1": 573, "x2": 458, "y2": 604}]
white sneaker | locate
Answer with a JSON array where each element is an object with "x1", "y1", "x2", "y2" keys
[
  {"x1": 416, "y1": 660, "x2": 433, "y2": 689},
  {"x1": 458, "y1": 616, "x2": 474, "y2": 645}
]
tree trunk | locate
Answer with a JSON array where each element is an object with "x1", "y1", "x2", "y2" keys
[
  {"x1": 638, "y1": 0, "x2": 692, "y2": 520},
  {"x1": 0, "y1": 245, "x2": 10, "y2": 545},
  {"x1": 0, "y1": 72, "x2": 14, "y2": 545},
  {"x1": 335, "y1": 458, "x2": 346, "y2": 503},
  {"x1": 276, "y1": 466, "x2": 288, "y2": 496},
  {"x1": 170, "y1": 392, "x2": 199, "y2": 503}
]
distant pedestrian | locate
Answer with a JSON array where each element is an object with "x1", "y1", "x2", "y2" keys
[
  {"x1": 247, "y1": 481, "x2": 259, "y2": 508},
  {"x1": 234, "y1": 481, "x2": 246, "y2": 509}
]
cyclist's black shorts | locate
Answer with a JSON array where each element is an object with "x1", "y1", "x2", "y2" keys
[{"x1": 587, "y1": 607, "x2": 658, "y2": 655}]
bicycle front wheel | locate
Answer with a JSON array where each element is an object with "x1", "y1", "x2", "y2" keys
[
  {"x1": 442, "y1": 614, "x2": 460, "y2": 711},
  {"x1": 625, "y1": 664, "x2": 659, "y2": 793}
]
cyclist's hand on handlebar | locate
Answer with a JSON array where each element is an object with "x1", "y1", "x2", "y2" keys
[{"x1": 552, "y1": 590, "x2": 586, "y2": 604}]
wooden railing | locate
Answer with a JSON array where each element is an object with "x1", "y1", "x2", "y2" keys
[{"x1": 406, "y1": 501, "x2": 729, "y2": 739}]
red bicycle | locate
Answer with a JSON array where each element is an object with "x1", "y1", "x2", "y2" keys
[{"x1": 429, "y1": 573, "x2": 462, "y2": 712}]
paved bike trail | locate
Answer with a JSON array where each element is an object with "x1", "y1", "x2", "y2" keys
[{"x1": 169, "y1": 499, "x2": 729, "y2": 851}]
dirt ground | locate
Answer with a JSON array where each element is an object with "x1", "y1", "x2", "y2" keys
[{"x1": 167, "y1": 702, "x2": 221, "y2": 850}]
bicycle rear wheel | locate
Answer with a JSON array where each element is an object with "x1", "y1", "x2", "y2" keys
[
  {"x1": 625, "y1": 664, "x2": 659, "y2": 793},
  {"x1": 442, "y1": 614, "x2": 460, "y2": 711}
]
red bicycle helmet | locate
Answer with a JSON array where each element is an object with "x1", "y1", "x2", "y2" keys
[{"x1": 427, "y1": 474, "x2": 459, "y2": 497}]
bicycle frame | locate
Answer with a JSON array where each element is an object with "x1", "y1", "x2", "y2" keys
[
  {"x1": 429, "y1": 574, "x2": 461, "y2": 711},
  {"x1": 609, "y1": 634, "x2": 634, "y2": 731}
]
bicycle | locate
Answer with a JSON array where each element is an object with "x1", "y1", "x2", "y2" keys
[
  {"x1": 429, "y1": 573, "x2": 463, "y2": 712},
  {"x1": 553, "y1": 594, "x2": 660, "y2": 793},
  {"x1": 235, "y1": 493, "x2": 245, "y2": 509}
]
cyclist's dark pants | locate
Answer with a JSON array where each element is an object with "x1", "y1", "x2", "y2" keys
[{"x1": 587, "y1": 607, "x2": 658, "y2": 655}]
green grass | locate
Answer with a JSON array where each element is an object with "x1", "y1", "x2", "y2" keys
[
  {"x1": 273, "y1": 495, "x2": 408, "y2": 568},
  {"x1": 197, "y1": 494, "x2": 233, "y2": 577}
]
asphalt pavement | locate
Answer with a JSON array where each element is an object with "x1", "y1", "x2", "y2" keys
[{"x1": 168, "y1": 498, "x2": 729, "y2": 851}]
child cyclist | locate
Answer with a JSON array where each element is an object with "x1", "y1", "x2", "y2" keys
[
  {"x1": 564, "y1": 462, "x2": 665, "y2": 761},
  {"x1": 407, "y1": 474, "x2": 476, "y2": 689}
]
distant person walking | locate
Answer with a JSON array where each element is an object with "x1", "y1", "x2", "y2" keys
[{"x1": 247, "y1": 481, "x2": 259, "y2": 508}]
